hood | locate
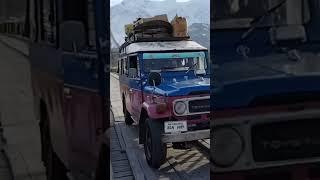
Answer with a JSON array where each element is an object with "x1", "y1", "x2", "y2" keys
[
  {"x1": 144, "y1": 76, "x2": 210, "y2": 96},
  {"x1": 213, "y1": 52, "x2": 320, "y2": 109}
]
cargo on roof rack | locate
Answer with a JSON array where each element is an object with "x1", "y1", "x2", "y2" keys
[{"x1": 123, "y1": 14, "x2": 190, "y2": 46}]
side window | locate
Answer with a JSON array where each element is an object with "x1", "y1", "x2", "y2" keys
[
  {"x1": 129, "y1": 56, "x2": 138, "y2": 69},
  {"x1": 122, "y1": 58, "x2": 126, "y2": 75},
  {"x1": 122, "y1": 59, "x2": 124, "y2": 75},
  {"x1": 129, "y1": 56, "x2": 139, "y2": 78},
  {"x1": 121, "y1": 59, "x2": 124, "y2": 75},
  {"x1": 125, "y1": 58, "x2": 129, "y2": 76},
  {"x1": 117, "y1": 61, "x2": 120, "y2": 74}
]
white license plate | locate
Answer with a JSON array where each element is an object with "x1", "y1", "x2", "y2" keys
[{"x1": 164, "y1": 121, "x2": 187, "y2": 133}]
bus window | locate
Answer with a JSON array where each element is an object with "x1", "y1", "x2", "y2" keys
[
  {"x1": 121, "y1": 59, "x2": 124, "y2": 75},
  {"x1": 62, "y1": 0, "x2": 88, "y2": 46},
  {"x1": 87, "y1": 0, "x2": 96, "y2": 47},
  {"x1": 129, "y1": 56, "x2": 137, "y2": 69},
  {"x1": 124, "y1": 58, "x2": 129, "y2": 76},
  {"x1": 117, "y1": 61, "x2": 120, "y2": 74},
  {"x1": 40, "y1": 0, "x2": 57, "y2": 44},
  {"x1": 129, "y1": 56, "x2": 138, "y2": 78}
]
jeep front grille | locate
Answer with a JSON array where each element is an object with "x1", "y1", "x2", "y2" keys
[
  {"x1": 252, "y1": 119, "x2": 320, "y2": 162},
  {"x1": 189, "y1": 99, "x2": 210, "y2": 113}
]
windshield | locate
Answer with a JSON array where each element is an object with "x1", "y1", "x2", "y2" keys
[
  {"x1": 213, "y1": 0, "x2": 311, "y2": 29},
  {"x1": 143, "y1": 52, "x2": 208, "y2": 73}
]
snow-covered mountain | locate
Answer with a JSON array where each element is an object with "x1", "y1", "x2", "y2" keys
[
  {"x1": 188, "y1": 23, "x2": 209, "y2": 49},
  {"x1": 111, "y1": 0, "x2": 210, "y2": 47}
]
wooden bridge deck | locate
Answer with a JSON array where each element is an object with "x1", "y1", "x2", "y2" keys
[{"x1": 111, "y1": 123, "x2": 134, "y2": 180}]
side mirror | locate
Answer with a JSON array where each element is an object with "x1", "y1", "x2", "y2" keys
[
  {"x1": 59, "y1": 21, "x2": 86, "y2": 52},
  {"x1": 148, "y1": 72, "x2": 161, "y2": 87},
  {"x1": 270, "y1": 25, "x2": 307, "y2": 45},
  {"x1": 129, "y1": 68, "x2": 137, "y2": 78}
]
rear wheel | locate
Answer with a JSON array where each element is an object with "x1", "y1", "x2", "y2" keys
[
  {"x1": 122, "y1": 98, "x2": 134, "y2": 125},
  {"x1": 144, "y1": 118, "x2": 167, "y2": 168}
]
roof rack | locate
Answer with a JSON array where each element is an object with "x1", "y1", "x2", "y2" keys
[{"x1": 119, "y1": 36, "x2": 191, "y2": 51}]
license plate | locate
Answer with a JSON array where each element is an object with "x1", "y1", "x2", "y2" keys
[{"x1": 164, "y1": 121, "x2": 187, "y2": 133}]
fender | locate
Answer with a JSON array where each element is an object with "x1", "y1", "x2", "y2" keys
[{"x1": 142, "y1": 102, "x2": 171, "y2": 119}]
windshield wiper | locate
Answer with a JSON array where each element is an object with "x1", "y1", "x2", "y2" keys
[
  {"x1": 160, "y1": 67, "x2": 186, "y2": 71},
  {"x1": 161, "y1": 67, "x2": 176, "y2": 70},
  {"x1": 186, "y1": 63, "x2": 198, "y2": 74},
  {"x1": 239, "y1": 0, "x2": 287, "y2": 43}
]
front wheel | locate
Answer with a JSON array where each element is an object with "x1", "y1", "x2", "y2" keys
[{"x1": 144, "y1": 119, "x2": 167, "y2": 168}]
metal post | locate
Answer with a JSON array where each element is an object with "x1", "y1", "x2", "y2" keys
[{"x1": 94, "y1": 0, "x2": 110, "y2": 177}]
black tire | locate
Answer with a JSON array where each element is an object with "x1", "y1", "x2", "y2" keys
[
  {"x1": 139, "y1": 121, "x2": 145, "y2": 144},
  {"x1": 144, "y1": 118, "x2": 167, "y2": 168},
  {"x1": 122, "y1": 98, "x2": 134, "y2": 125}
]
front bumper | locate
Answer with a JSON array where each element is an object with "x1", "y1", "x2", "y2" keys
[{"x1": 161, "y1": 129, "x2": 210, "y2": 143}]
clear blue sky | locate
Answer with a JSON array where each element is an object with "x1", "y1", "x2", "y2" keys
[{"x1": 111, "y1": 0, "x2": 191, "y2": 6}]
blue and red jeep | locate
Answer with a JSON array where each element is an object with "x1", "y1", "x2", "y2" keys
[{"x1": 118, "y1": 30, "x2": 210, "y2": 167}]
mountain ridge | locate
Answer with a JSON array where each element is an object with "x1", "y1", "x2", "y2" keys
[{"x1": 111, "y1": 0, "x2": 209, "y2": 47}]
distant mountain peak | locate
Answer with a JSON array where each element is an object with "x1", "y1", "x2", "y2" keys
[{"x1": 111, "y1": 0, "x2": 209, "y2": 47}]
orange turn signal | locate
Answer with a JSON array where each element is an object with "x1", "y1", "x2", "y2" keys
[{"x1": 156, "y1": 103, "x2": 167, "y2": 113}]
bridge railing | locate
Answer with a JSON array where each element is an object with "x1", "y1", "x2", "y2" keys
[{"x1": 0, "y1": 20, "x2": 27, "y2": 38}]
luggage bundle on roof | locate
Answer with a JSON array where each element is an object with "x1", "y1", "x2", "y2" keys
[{"x1": 124, "y1": 14, "x2": 190, "y2": 43}]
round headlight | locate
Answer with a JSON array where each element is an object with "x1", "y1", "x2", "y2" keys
[
  {"x1": 174, "y1": 101, "x2": 187, "y2": 115},
  {"x1": 211, "y1": 127, "x2": 244, "y2": 167}
]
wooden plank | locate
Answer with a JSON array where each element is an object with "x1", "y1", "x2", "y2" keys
[
  {"x1": 117, "y1": 123, "x2": 146, "y2": 180},
  {"x1": 198, "y1": 139, "x2": 210, "y2": 149},
  {"x1": 113, "y1": 170, "x2": 134, "y2": 178},
  {"x1": 167, "y1": 157, "x2": 191, "y2": 180},
  {"x1": 134, "y1": 148, "x2": 159, "y2": 180},
  {"x1": 112, "y1": 161, "x2": 131, "y2": 168},
  {"x1": 114, "y1": 125, "x2": 126, "y2": 152},
  {"x1": 169, "y1": 150, "x2": 204, "y2": 161},
  {"x1": 111, "y1": 73, "x2": 119, "y2": 80},
  {"x1": 113, "y1": 166, "x2": 132, "y2": 172},
  {"x1": 112, "y1": 154, "x2": 129, "y2": 161},
  {"x1": 114, "y1": 176, "x2": 135, "y2": 180},
  {"x1": 112, "y1": 160, "x2": 131, "y2": 167},
  {"x1": 111, "y1": 151, "x2": 127, "y2": 157},
  {"x1": 111, "y1": 123, "x2": 135, "y2": 180},
  {"x1": 124, "y1": 148, "x2": 146, "y2": 180}
]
